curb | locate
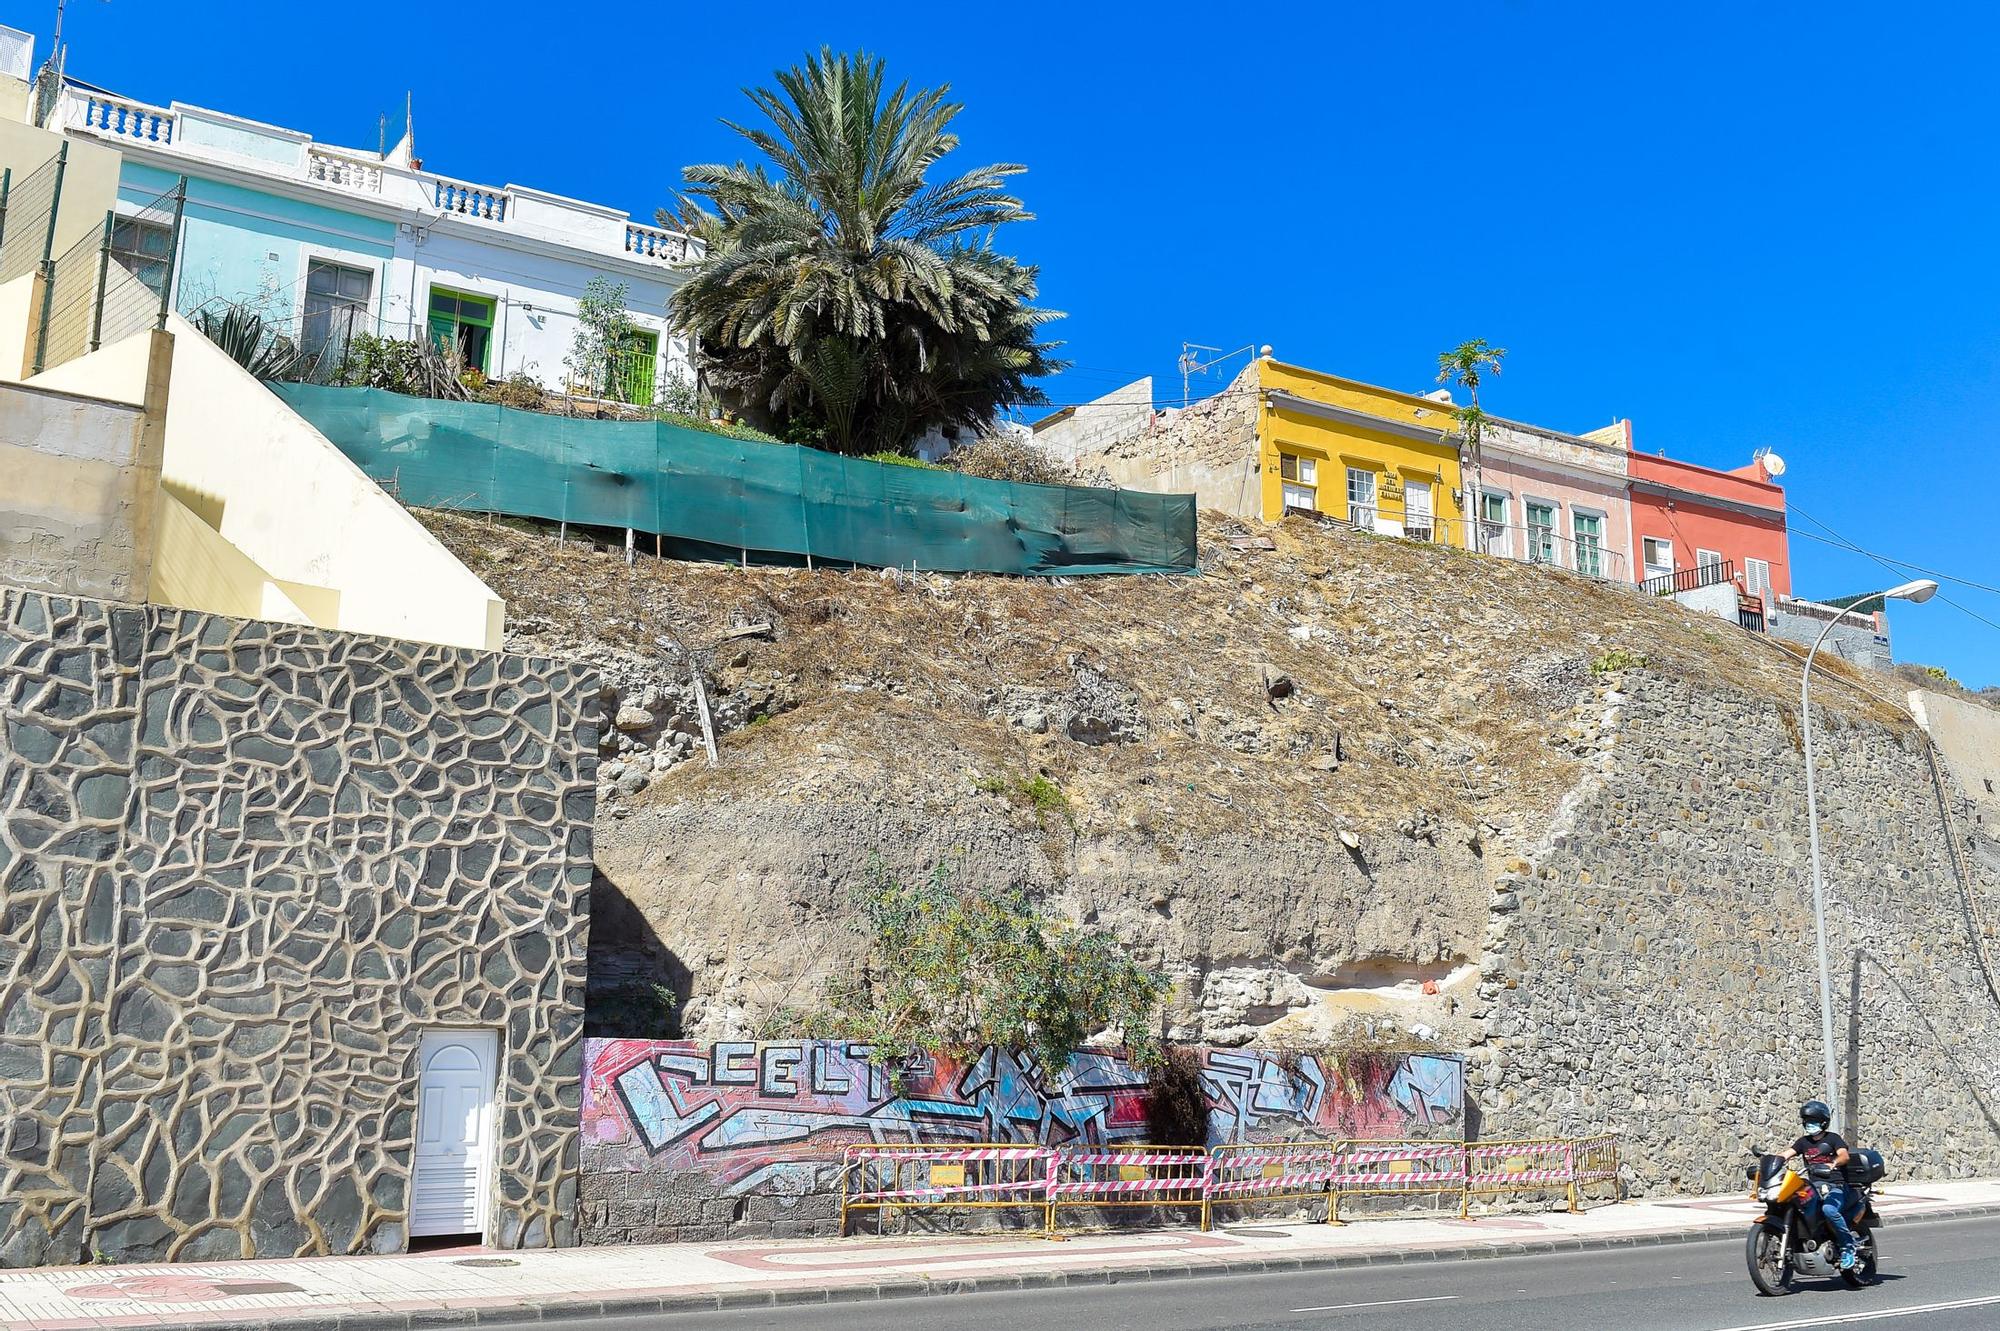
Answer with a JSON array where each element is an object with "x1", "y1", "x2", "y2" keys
[{"x1": 142, "y1": 1203, "x2": 2000, "y2": 1331}]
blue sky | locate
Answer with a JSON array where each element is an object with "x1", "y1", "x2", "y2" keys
[{"x1": 42, "y1": 0, "x2": 1999, "y2": 684}]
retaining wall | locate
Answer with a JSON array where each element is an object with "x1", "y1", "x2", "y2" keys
[
  {"x1": 0, "y1": 588, "x2": 597, "y2": 1266},
  {"x1": 578, "y1": 1040, "x2": 1464, "y2": 1243}
]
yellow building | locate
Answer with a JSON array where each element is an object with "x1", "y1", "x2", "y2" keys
[{"x1": 1255, "y1": 358, "x2": 1466, "y2": 544}]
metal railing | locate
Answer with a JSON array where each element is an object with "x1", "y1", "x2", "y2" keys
[{"x1": 1641, "y1": 559, "x2": 1735, "y2": 597}]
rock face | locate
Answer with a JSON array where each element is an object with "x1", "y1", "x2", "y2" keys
[
  {"x1": 425, "y1": 507, "x2": 2000, "y2": 1194},
  {"x1": 0, "y1": 590, "x2": 597, "y2": 1268},
  {"x1": 1476, "y1": 673, "x2": 2000, "y2": 1195}
]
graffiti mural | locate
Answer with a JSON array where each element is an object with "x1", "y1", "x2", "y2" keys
[{"x1": 582, "y1": 1040, "x2": 1463, "y2": 1195}]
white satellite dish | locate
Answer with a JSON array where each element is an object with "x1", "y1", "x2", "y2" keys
[{"x1": 1762, "y1": 451, "x2": 1787, "y2": 477}]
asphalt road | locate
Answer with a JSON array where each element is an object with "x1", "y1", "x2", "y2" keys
[{"x1": 544, "y1": 1212, "x2": 2000, "y2": 1331}]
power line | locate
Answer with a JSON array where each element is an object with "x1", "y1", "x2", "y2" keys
[{"x1": 1787, "y1": 502, "x2": 2000, "y2": 639}]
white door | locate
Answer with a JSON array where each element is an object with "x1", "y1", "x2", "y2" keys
[
  {"x1": 410, "y1": 1029, "x2": 498, "y2": 1238},
  {"x1": 1642, "y1": 537, "x2": 1675, "y2": 582},
  {"x1": 1403, "y1": 480, "x2": 1434, "y2": 541}
]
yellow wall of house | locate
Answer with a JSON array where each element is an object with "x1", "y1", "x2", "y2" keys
[{"x1": 1254, "y1": 359, "x2": 1466, "y2": 543}]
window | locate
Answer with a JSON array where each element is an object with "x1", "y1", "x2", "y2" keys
[
  {"x1": 427, "y1": 287, "x2": 496, "y2": 372},
  {"x1": 1403, "y1": 479, "x2": 1434, "y2": 541},
  {"x1": 1480, "y1": 491, "x2": 1510, "y2": 556},
  {"x1": 110, "y1": 216, "x2": 173, "y2": 301},
  {"x1": 1525, "y1": 501, "x2": 1557, "y2": 564},
  {"x1": 302, "y1": 260, "x2": 371, "y2": 362},
  {"x1": 1573, "y1": 510, "x2": 1604, "y2": 578},
  {"x1": 1279, "y1": 454, "x2": 1318, "y2": 512},
  {"x1": 1642, "y1": 537, "x2": 1674, "y2": 576},
  {"x1": 610, "y1": 328, "x2": 659, "y2": 405},
  {"x1": 1346, "y1": 466, "x2": 1377, "y2": 529},
  {"x1": 1697, "y1": 548, "x2": 1724, "y2": 571},
  {"x1": 1744, "y1": 557, "x2": 1772, "y2": 602}
]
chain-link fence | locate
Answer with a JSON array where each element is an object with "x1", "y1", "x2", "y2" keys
[
  {"x1": 0, "y1": 149, "x2": 64, "y2": 283},
  {"x1": 28, "y1": 177, "x2": 184, "y2": 376}
]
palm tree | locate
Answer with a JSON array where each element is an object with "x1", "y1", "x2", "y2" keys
[
  {"x1": 1436, "y1": 339, "x2": 1506, "y2": 552},
  {"x1": 667, "y1": 49, "x2": 1065, "y2": 454}
]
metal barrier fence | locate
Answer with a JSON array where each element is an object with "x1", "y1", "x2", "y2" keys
[
  {"x1": 1047, "y1": 1145, "x2": 1211, "y2": 1230},
  {"x1": 1463, "y1": 1138, "x2": 1580, "y2": 1216},
  {"x1": 841, "y1": 1145, "x2": 1052, "y2": 1233},
  {"x1": 838, "y1": 1136, "x2": 1619, "y2": 1235},
  {"x1": 1328, "y1": 1140, "x2": 1470, "y2": 1224}
]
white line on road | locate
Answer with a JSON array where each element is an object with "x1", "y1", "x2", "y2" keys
[
  {"x1": 1290, "y1": 1295, "x2": 1462, "y2": 1313},
  {"x1": 1708, "y1": 1292, "x2": 2000, "y2": 1331}
]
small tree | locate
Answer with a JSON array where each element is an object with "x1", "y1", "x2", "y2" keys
[
  {"x1": 1436, "y1": 338, "x2": 1506, "y2": 552},
  {"x1": 568, "y1": 277, "x2": 644, "y2": 402},
  {"x1": 794, "y1": 862, "x2": 1167, "y2": 1073}
]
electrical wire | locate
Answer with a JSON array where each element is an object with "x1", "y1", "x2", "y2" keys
[{"x1": 1786, "y1": 502, "x2": 2000, "y2": 639}]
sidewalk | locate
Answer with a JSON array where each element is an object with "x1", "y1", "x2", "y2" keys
[{"x1": 6, "y1": 1178, "x2": 2000, "y2": 1331}]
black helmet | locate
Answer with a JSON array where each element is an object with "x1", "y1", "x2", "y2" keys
[{"x1": 1800, "y1": 1100, "x2": 1831, "y2": 1130}]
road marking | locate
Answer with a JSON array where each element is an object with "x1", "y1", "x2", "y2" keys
[
  {"x1": 1290, "y1": 1295, "x2": 1461, "y2": 1313},
  {"x1": 1708, "y1": 1293, "x2": 2000, "y2": 1330}
]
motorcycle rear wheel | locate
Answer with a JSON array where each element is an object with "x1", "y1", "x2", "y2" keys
[
  {"x1": 1841, "y1": 1231, "x2": 1880, "y2": 1288},
  {"x1": 1747, "y1": 1225, "x2": 1794, "y2": 1297}
]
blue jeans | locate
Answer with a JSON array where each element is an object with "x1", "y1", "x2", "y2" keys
[{"x1": 1817, "y1": 1182, "x2": 1857, "y2": 1254}]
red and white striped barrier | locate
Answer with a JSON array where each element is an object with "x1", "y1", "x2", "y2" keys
[{"x1": 1328, "y1": 1142, "x2": 1468, "y2": 1188}]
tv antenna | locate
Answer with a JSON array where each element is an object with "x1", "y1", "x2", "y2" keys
[{"x1": 1178, "y1": 341, "x2": 1257, "y2": 408}]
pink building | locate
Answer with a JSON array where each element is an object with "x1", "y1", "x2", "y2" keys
[{"x1": 1464, "y1": 412, "x2": 1634, "y2": 583}]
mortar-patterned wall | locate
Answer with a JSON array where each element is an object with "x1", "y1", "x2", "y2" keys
[
  {"x1": 1474, "y1": 672, "x2": 2000, "y2": 1194},
  {"x1": 0, "y1": 589, "x2": 596, "y2": 1267}
]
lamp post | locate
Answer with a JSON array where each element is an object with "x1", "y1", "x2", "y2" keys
[{"x1": 1800, "y1": 578, "x2": 1937, "y2": 1123}]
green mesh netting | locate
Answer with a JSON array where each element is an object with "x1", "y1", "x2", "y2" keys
[{"x1": 272, "y1": 385, "x2": 1197, "y2": 576}]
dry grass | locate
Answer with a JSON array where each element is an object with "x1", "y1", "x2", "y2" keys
[{"x1": 425, "y1": 509, "x2": 1910, "y2": 845}]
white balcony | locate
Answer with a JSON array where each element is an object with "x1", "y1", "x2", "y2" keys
[{"x1": 55, "y1": 81, "x2": 700, "y2": 270}]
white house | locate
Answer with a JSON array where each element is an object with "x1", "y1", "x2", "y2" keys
[{"x1": 29, "y1": 59, "x2": 697, "y2": 403}]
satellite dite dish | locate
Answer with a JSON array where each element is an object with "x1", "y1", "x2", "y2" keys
[{"x1": 1762, "y1": 451, "x2": 1787, "y2": 477}]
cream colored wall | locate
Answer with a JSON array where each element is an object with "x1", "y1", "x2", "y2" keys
[
  {"x1": 151, "y1": 488, "x2": 315, "y2": 624},
  {"x1": 15, "y1": 318, "x2": 154, "y2": 400},
  {"x1": 154, "y1": 313, "x2": 503, "y2": 649},
  {"x1": 0, "y1": 115, "x2": 123, "y2": 254},
  {"x1": 0, "y1": 273, "x2": 32, "y2": 378},
  {"x1": 0, "y1": 378, "x2": 153, "y2": 601}
]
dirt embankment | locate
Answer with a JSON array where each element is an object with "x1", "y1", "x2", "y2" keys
[{"x1": 424, "y1": 509, "x2": 1904, "y2": 1049}]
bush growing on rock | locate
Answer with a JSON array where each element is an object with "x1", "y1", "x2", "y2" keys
[{"x1": 781, "y1": 861, "x2": 1166, "y2": 1072}]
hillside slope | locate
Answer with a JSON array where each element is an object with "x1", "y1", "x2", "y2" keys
[{"x1": 423, "y1": 510, "x2": 1914, "y2": 1055}]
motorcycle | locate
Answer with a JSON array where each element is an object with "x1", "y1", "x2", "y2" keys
[{"x1": 1744, "y1": 1149, "x2": 1884, "y2": 1295}]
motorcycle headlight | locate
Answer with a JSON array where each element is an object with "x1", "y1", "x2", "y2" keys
[{"x1": 1758, "y1": 1181, "x2": 1783, "y2": 1202}]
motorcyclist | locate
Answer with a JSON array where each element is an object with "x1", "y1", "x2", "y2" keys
[{"x1": 1792, "y1": 1099, "x2": 1858, "y2": 1271}]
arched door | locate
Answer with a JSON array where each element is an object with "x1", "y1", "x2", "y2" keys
[{"x1": 410, "y1": 1029, "x2": 499, "y2": 1239}]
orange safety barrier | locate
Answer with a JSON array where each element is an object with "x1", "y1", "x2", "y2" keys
[
  {"x1": 840, "y1": 1145, "x2": 1054, "y2": 1234},
  {"x1": 1463, "y1": 1138, "x2": 1579, "y2": 1216},
  {"x1": 1046, "y1": 1144, "x2": 1210, "y2": 1232},
  {"x1": 1204, "y1": 1141, "x2": 1347, "y2": 1227},
  {"x1": 1325, "y1": 1139, "x2": 1469, "y2": 1224}
]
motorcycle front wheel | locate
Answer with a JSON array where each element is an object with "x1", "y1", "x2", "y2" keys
[{"x1": 1747, "y1": 1224, "x2": 1794, "y2": 1296}]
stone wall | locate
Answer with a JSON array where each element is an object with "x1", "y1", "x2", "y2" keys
[
  {"x1": 1770, "y1": 598, "x2": 1892, "y2": 673},
  {"x1": 0, "y1": 589, "x2": 596, "y2": 1266},
  {"x1": 1473, "y1": 671, "x2": 2000, "y2": 1194},
  {"x1": 1040, "y1": 366, "x2": 1263, "y2": 518},
  {"x1": 579, "y1": 1040, "x2": 1463, "y2": 1244}
]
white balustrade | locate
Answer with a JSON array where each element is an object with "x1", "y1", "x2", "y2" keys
[
  {"x1": 624, "y1": 223, "x2": 693, "y2": 263},
  {"x1": 431, "y1": 177, "x2": 510, "y2": 223},
  {"x1": 307, "y1": 149, "x2": 382, "y2": 194},
  {"x1": 76, "y1": 91, "x2": 175, "y2": 145}
]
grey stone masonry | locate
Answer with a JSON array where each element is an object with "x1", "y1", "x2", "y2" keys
[
  {"x1": 1473, "y1": 671, "x2": 2000, "y2": 1195},
  {"x1": 0, "y1": 589, "x2": 596, "y2": 1266}
]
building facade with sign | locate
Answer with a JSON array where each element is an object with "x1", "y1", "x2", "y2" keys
[
  {"x1": 1255, "y1": 358, "x2": 1467, "y2": 541},
  {"x1": 32, "y1": 70, "x2": 696, "y2": 403}
]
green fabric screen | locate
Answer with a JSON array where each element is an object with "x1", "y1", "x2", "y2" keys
[{"x1": 272, "y1": 385, "x2": 1198, "y2": 576}]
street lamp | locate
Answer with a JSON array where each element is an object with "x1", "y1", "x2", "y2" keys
[{"x1": 1801, "y1": 578, "x2": 1937, "y2": 1123}]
